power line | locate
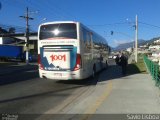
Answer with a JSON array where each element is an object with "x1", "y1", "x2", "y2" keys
[
  {"x1": 88, "y1": 22, "x2": 128, "y2": 27},
  {"x1": 28, "y1": 0, "x2": 71, "y2": 20},
  {"x1": 139, "y1": 21, "x2": 160, "y2": 29},
  {"x1": 44, "y1": 0, "x2": 76, "y2": 20},
  {"x1": 88, "y1": 21, "x2": 160, "y2": 29}
]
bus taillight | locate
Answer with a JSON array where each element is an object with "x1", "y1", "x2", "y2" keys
[
  {"x1": 73, "y1": 54, "x2": 82, "y2": 71},
  {"x1": 38, "y1": 54, "x2": 44, "y2": 70}
]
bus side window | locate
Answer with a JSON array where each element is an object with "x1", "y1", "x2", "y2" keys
[
  {"x1": 86, "y1": 32, "x2": 91, "y2": 46},
  {"x1": 82, "y1": 28, "x2": 87, "y2": 43},
  {"x1": 82, "y1": 28, "x2": 91, "y2": 49}
]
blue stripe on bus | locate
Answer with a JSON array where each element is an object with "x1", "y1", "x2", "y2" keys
[{"x1": 70, "y1": 47, "x2": 77, "y2": 69}]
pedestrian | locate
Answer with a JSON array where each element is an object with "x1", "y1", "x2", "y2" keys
[
  {"x1": 115, "y1": 55, "x2": 120, "y2": 65},
  {"x1": 119, "y1": 53, "x2": 128, "y2": 75}
]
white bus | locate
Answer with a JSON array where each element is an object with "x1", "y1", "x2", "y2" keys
[{"x1": 38, "y1": 21, "x2": 110, "y2": 80}]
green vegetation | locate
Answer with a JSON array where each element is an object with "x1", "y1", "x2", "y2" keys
[
  {"x1": 127, "y1": 55, "x2": 147, "y2": 75},
  {"x1": 134, "y1": 58, "x2": 147, "y2": 73}
]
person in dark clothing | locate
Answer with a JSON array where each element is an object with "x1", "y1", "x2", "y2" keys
[
  {"x1": 115, "y1": 55, "x2": 120, "y2": 65},
  {"x1": 119, "y1": 53, "x2": 128, "y2": 75}
]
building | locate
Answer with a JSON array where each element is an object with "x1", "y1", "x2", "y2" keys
[
  {"x1": 0, "y1": 37, "x2": 15, "y2": 44},
  {"x1": 126, "y1": 47, "x2": 133, "y2": 53},
  {"x1": 149, "y1": 45, "x2": 160, "y2": 51},
  {"x1": 154, "y1": 39, "x2": 160, "y2": 44}
]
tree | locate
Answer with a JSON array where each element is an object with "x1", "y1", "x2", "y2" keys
[{"x1": 9, "y1": 27, "x2": 15, "y2": 33}]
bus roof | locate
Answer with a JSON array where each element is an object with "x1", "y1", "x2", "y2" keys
[{"x1": 40, "y1": 21, "x2": 78, "y2": 26}]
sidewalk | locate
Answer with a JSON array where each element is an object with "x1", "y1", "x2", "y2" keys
[
  {"x1": 62, "y1": 63, "x2": 160, "y2": 118},
  {"x1": 95, "y1": 63, "x2": 160, "y2": 113},
  {"x1": 95, "y1": 73, "x2": 160, "y2": 114}
]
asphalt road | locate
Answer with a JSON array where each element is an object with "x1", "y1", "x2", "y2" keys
[
  {"x1": 0, "y1": 61, "x2": 116, "y2": 120},
  {"x1": 0, "y1": 59, "x2": 126, "y2": 120}
]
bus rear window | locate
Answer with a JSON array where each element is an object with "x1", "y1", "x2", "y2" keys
[{"x1": 39, "y1": 23, "x2": 77, "y2": 40}]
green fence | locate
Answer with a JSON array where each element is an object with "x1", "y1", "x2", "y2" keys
[{"x1": 143, "y1": 56, "x2": 160, "y2": 87}]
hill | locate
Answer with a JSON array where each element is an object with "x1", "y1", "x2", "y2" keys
[
  {"x1": 113, "y1": 39, "x2": 145, "y2": 51},
  {"x1": 113, "y1": 36, "x2": 160, "y2": 51}
]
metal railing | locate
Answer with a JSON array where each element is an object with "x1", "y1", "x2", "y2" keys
[{"x1": 143, "y1": 56, "x2": 160, "y2": 87}]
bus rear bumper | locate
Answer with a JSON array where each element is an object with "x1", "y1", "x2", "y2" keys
[{"x1": 39, "y1": 69, "x2": 84, "y2": 80}]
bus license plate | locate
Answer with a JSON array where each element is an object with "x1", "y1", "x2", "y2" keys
[{"x1": 54, "y1": 73, "x2": 62, "y2": 77}]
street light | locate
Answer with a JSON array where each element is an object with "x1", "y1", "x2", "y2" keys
[
  {"x1": 126, "y1": 16, "x2": 138, "y2": 63},
  {"x1": 135, "y1": 15, "x2": 138, "y2": 63}
]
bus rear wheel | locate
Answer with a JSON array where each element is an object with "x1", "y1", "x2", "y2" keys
[
  {"x1": 92, "y1": 65, "x2": 96, "y2": 78},
  {"x1": 105, "y1": 61, "x2": 108, "y2": 69}
]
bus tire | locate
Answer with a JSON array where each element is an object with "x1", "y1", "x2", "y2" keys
[
  {"x1": 92, "y1": 65, "x2": 96, "y2": 78},
  {"x1": 105, "y1": 61, "x2": 108, "y2": 69}
]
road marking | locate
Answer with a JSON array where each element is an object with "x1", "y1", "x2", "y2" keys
[{"x1": 82, "y1": 80, "x2": 113, "y2": 120}]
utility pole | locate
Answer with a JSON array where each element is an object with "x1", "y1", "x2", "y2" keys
[
  {"x1": 20, "y1": 7, "x2": 34, "y2": 64},
  {"x1": 135, "y1": 15, "x2": 138, "y2": 63}
]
